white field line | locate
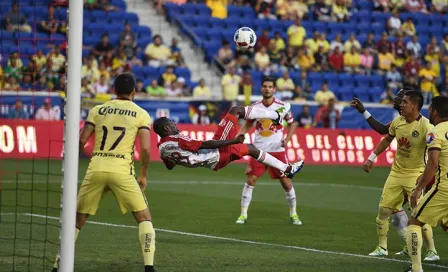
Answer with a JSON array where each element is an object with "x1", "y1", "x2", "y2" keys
[
  {"x1": 1, "y1": 213, "x2": 447, "y2": 269},
  {"x1": 1, "y1": 179, "x2": 382, "y2": 191}
]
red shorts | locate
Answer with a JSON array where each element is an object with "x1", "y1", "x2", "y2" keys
[
  {"x1": 213, "y1": 114, "x2": 249, "y2": 170},
  {"x1": 246, "y1": 152, "x2": 288, "y2": 179}
]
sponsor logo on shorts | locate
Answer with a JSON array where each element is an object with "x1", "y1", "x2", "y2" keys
[
  {"x1": 412, "y1": 130, "x2": 419, "y2": 138},
  {"x1": 426, "y1": 133, "x2": 435, "y2": 144},
  {"x1": 92, "y1": 152, "x2": 125, "y2": 159}
]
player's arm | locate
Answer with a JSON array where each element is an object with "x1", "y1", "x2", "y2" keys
[
  {"x1": 199, "y1": 135, "x2": 245, "y2": 149},
  {"x1": 411, "y1": 149, "x2": 440, "y2": 208},
  {"x1": 138, "y1": 128, "x2": 151, "y2": 182},
  {"x1": 351, "y1": 97, "x2": 390, "y2": 135},
  {"x1": 237, "y1": 120, "x2": 254, "y2": 136},
  {"x1": 79, "y1": 122, "x2": 95, "y2": 154},
  {"x1": 283, "y1": 119, "x2": 298, "y2": 147},
  {"x1": 363, "y1": 134, "x2": 394, "y2": 173}
]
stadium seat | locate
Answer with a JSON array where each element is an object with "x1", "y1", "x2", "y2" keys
[
  {"x1": 196, "y1": 5, "x2": 211, "y2": 17},
  {"x1": 340, "y1": 23, "x2": 356, "y2": 35},
  {"x1": 125, "y1": 12, "x2": 139, "y2": 26},
  {"x1": 181, "y1": 3, "x2": 196, "y2": 15},
  {"x1": 108, "y1": 11, "x2": 127, "y2": 25},
  {"x1": 338, "y1": 87, "x2": 354, "y2": 101},
  {"x1": 176, "y1": 67, "x2": 191, "y2": 81},
  {"x1": 369, "y1": 87, "x2": 384, "y2": 102}
]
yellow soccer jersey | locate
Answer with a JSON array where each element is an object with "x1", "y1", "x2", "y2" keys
[
  {"x1": 426, "y1": 121, "x2": 448, "y2": 188},
  {"x1": 388, "y1": 115, "x2": 433, "y2": 177},
  {"x1": 85, "y1": 99, "x2": 151, "y2": 175}
]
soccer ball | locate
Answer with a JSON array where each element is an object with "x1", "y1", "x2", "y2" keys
[{"x1": 234, "y1": 27, "x2": 257, "y2": 50}]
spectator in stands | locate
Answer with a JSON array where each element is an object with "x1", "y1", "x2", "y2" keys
[
  {"x1": 287, "y1": 19, "x2": 306, "y2": 50},
  {"x1": 254, "y1": 46, "x2": 271, "y2": 74},
  {"x1": 166, "y1": 80, "x2": 184, "y2": 97},
  {"x1": 344, "y1": 46, "x2": 361, "y2": 74},
  {"x1": 35, "y1": 98, "x2": 59, "y2": 121},
  {"x1": 268, "y1": 42, "x2": 284, "y2": 74},
  {"x1": 289, "y1": 0, "x2": 309, "y2": 20},
  {"x1": 314, "y1": 0, "x2": 332, "y2": 22},
  {"x1": 344, "y1": 33, "x2": 361, "y2": 53},
  {"x1": 297, "y1": 71, "x2": 312, "y2": 98},
  {"x1": 406, "y1": 35, "x2": 422, "y2": 57},
  {"x1": 5, "y1": 3, "x2": 31, "y2": 32},
  {"x1": 387, "y1": 10, "x2": 402, "y2": 36},
  {"x1": 270, "y1": 31, "x2": 286, "y2": 53},
  {"x1": 4, "y1": 57, "x2": 21, "y2": 80},
  {"x1": 377, "y1": 32, "x2": 393, "y2": 53},
  {"x1": 291, "y1": 86, "x2": 307, "y2": 101},
  {"x1": 240, "y1": 71, "x2": 253, "y2": 106},
  {"x1": 169, "y1": 38, "x2": 184, "y2": 67},
  {"x1": 192, "y1": 105, "x2": 211, "y2": 125},
  {"x1": 394, "y1": 34, "x2": 407, "y2": 67},
  {"x1": 112, "y1": 50, "x2": 127, "y2": 72},
  {"x1": 255, "y1": 0, "x2": 276, "y2": 20},
  {"x1": 391, "y1": 0, "x2": 407, "y2": 11},
  {"x1": 119, "y1": 23, "x2": 137, "y2": 59},
  {"x1": 217, "y1": 40, "x2": 235, "y2": 70},
  {"x1": 81, "y1": 77, "x2": 94, "y2": 96},
  {"x1": 386, "y1": 64, "x2": 403, "y2": 89},
  {"x1": 296, "y1": 48, "x2": 314, "y2": 72},
  {"x1": 81, "y1": 58, "x2": 101, "y2": 83},
  {"x1": 314, "y1": 46, "x2": 329, "y2": 72},
  {"x1": 54, "y1": 0, "x2": 68, "y2": 6},
  {"x1": 442, "y1": 34, "x2": 448, "y2": 53},
  {"x1": 146, "y1": 79, "x2": 166, "y2": 97},
  {"x1": 374, "y1": 0, "x2": 392, "y2": 12},
  {"x1": 206, "y1": 0, "x2": 228, "y2": 19},
  {"x1": 405, "y1": 0, "x2": 428, "y2": 13},
  {"x1": 315, "y1": 98, "x2": 340, "y2": 129},
  {"x1": 49, "y1": 46, "x2": 66, "y2": 73},
  {"x1": 40, "y1": 61, "x2": 59, "y2": 90},
  {"x1": 221, "y1": 66, "x2": 241, "y2": 101},
  {"x1": 257, "y1": 29, "x2": 271, "y2": 51},
  {"x1": 305, "y1": 31, "x2": 320, "y2": 54},
  {"x1": 426, "y1": 36, "x2": 441, "y2": 55},
  {"x1": 360, "y1": 47, "x2": 374, "y2": 75},
  {"x1": 432, "y1": 0, "x2": 448, "y2": 13},
  {"x1": 41, "y1": 5, "x2": 59, "y2": 34},
  {"x1": 377, "y1": 47, "x2": 395, "y2": 75},
  {"x1": 419, "y1": 61, "x2": 437, "y2": 104},
  {"x1": 328, "y1": 46, "x2": 344, "y2": 72},
  {"x1": 22, "y1": 59, "x2": 38, "y2": 82},
  {"x1": 98, "y1": 61, "x2": 111, "y2": 80},
  {"x1": 93, "y1": 33, "x2": 115, "y2": 58},
  {"x1": 332, "y1": 0, "x2": 349, "y2": 22},
  {"x1": 135, "y1": 80, "x2": 145, "y2": 93},
  {"x1": 92, "y1": 75, "x2": 110, "y2": 94},
  {"x1": 330, "y1": 33, "x2": 344, "y2": 52},
  {"x1": 276, "y1": 0, "x2": 289, "y2": 19},
  {"x1": 20, "y1": 74, "x2": 34, "y2": 91},
  {"x1": 96, "y1": 0, "x2": 119, "y2": 11},
  {"x1": 381, "y1": 87, "x2": 395, "y2": 104},
  {"x1": 8, "y1": 100, "x2": 28, "y2": 119},
  {"x1": 4, "y1": 76, "x2": 20, "y2": 91},
  {"x1": 193, "y1": 79, "x2": 211, "y2": 99},
  {"x1": 295, "y1": 105, "x2": 314, "y2": 128},
  {"x1": 276, "y1": 71, "x2": 295, "y2": 100},
  {"x1": 35, "y1": 76, "x2": 49, "y2": 92},
  {"x1": 33, "y1": 50, "x2": 47, "y2": 71},
  {"x1": 55, "y1": 76, "x2": 67, "y2": 92},
  {"x1": 159, "y1": 66, "x2": 177, "y2": 87},
  {"x1": 424, "y1": 47, "x2": 441, "y2": 82},
  {"x1": 401, "y1": 17, "x2": 416, "y2": 37},
  {"x1": 317, "y1": 33, "x2": 330, "y2": 53},
  {"x1": 315, "y1": 81, "x2": 336, "y2": 106},
  {"x1": 363, "y1": 33, "x2": 377, "y2": 53}
]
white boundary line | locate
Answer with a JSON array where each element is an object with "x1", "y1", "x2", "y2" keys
[
  {"x1": 0, "y1": 180, "x2": 383, "y2": 191},
  {"x1": 1, "y1": 213, "x2": 447, "y2": 269}
]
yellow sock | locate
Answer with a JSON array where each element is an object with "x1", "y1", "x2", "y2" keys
[
  {"x1": 422, "y1": 224, "x2": 436, "y2": 253},
  {"x1": 53, "y1": 227, "x2": 81, "y2": 269},
  {"x1": 139, "y1": 221, "x2": 156, "y2": 266},
  {"x1": 407, "y1": 225, "x2": 423, "y2": 272},
  {"x1": 376, "y1": 207, "x2": 391, "y2": 249}
]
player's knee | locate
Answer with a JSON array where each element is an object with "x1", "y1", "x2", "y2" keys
[
  {"x1": 378, "y1": 206, "x2": 392, "y2": 220},
  {"x1": 280, "y1": 178, "x2": 292, "y2": 191},
  {"x1": 441, "y1": 224, "x2": 448, "y2": 232},
  {"x1": 76, "y1": 213, "x2": 89, "y2": 229},
  {"x1": 246, "y1": 175, "x2": 257, "y2": 186}
]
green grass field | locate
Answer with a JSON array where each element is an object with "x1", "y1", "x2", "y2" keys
[{"x1": 1, "y1": 159, "x2": 448, "y2": 272}]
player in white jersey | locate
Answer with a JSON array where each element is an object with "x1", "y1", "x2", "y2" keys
[{"x1": 235, "y1": 76, "x2": 301, "y2": 225}]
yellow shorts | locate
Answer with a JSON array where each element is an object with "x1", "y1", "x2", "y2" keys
[
  {"x1": 412, "y1": 186, "x2": 448, "y2": 228},
  {"x1": 77, "y1": 171, "x2": 148, "y2": 215},
  {"x1": 379, "y1": 174, "x2": 419, "y2": 211}
]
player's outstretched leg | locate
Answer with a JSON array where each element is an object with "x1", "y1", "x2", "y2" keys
[
  {"x1": 369, "y1": 206, "x2": 391, "y2": 256},
  {"x1": 279, "y1": 178, "x2": 302, "y2": 226},
  {"x1": 228, "y1": 104, "x2": 290, "y2": 125},
  {"x1": 246, "y1": 144, "x2": 304, "y2": 178},
  {"x1": 422, "y1": 224, "x2": 439, "y2": 261},
  {"x1": 133, "y1": 209, "x2": 156, "y2": 272},
  {"x1": 52, "y1": 213, "x2": 87, "y2": 272}
]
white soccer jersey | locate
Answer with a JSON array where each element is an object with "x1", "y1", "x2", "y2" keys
[
  {"x1": 249, "y1": 99, "x2": 293, "y2": 152},
  {"x1": 158, "y1": 134, "x2": 220, "y2": 169}
]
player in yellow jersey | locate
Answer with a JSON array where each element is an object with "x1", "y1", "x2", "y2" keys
[
  {"x1": 52, "y1": 73, "x2": 156, "y2": 272},
  {"x1": 363, "y1": 91, "x2": 435, "y2": 257},
  {"x1": 406, "y1": 96, "x2": 448, "y2": 272}
]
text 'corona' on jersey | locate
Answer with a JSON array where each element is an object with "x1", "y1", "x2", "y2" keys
[{"x1": 98, "y1": 106, "x2": 137, "y2": 118}]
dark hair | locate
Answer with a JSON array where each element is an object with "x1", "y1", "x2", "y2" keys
[
  {"x1": 431, "y1": 96, "x2": 448, "y2": 118},
  {"x1": 404, "y1": 90, "x2": 424, "y2": 110},
  {"x1": 114, "y1": 73, "x2": 136, "y2": 96},
  {"x1": 153, "y1": 34, "x2": 161, "y2": 41},
  {"x1": 153, "y1": 117, "x2": 171, "y2": 137},
  {"x1": 262, "y1": 76, "x2": 276, "y2": 87},
  {"x1": 102, "y1": 33, "x2": 108, "y2": 38}
]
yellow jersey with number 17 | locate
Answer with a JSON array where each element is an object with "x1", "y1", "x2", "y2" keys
[
  {"x1": 388, "y1": 115, "x2": 433, "y2": 177},
  {"x1": 85, "y1": 99, "x2": 151, "y2": 175},
  {"x1": 426, "y1": 121, "x2": 448, "y2": 189}
]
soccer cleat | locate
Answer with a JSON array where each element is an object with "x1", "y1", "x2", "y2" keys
[
  {"x1": 368, "y1": 246, "x2": 388, "y2": 256},
  {"x1": 395, "y1": 245, "x2": 409, "y2": 256},
  {"x1": 285, "y1": 160, "x2": 304, "y2": 179},
  {"x1": 273, "y1": 103, "x2": 291, "y2": 125},
  {"x1": 235, "y1": 215, "x2": 247, "y2": 224},
  {"x1": 404, "y1": 267, "x2": 423, "y2": 272},
  {"x1": 423, "y1": 250, "x2": 440, "y2": 261},
  {"x1": 290, "y1": 214, "x2": 302, "y2": 226}
]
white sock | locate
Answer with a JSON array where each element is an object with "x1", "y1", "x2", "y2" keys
[
  {"x1": 245, "y1": 106, "x2": 278, "y2": 120},
  {"x1": 257, "y1": 151, "x2": 288, "y2": 172},
  {"x1": 241, "y1": 184, "x2": 254, "y2": 217},
  {"x1": 391, "y1": 210, "x2": 408, "y2": 240},
  {"x1": 285, "y1": 187, "x2": 297, "y2": 216}
]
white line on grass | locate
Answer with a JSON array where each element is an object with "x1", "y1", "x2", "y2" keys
[
  {"x1": 1, "y1": 213, "x2": 447, "y2": 269},
  {"x1": 1, "y1": 179, "x2": 382, "y2": 191}
]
